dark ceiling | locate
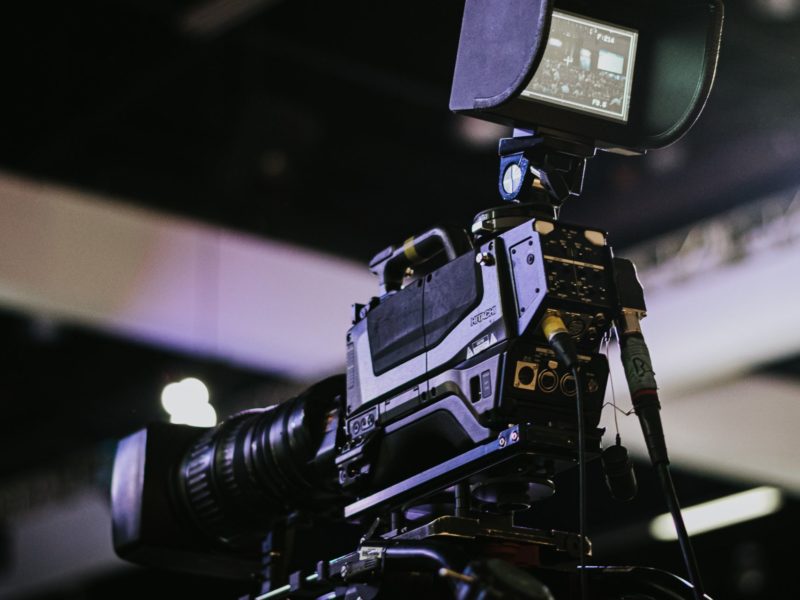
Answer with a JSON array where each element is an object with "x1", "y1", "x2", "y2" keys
[
  {"x1": 3, "y1": 0, "x2": 800, "y2": 261},
  {"x1": 1, "y1": 1, "x2": 799, "y2": 598}
]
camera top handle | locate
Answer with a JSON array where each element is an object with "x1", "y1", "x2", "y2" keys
[{"x1": 368, "y1": 225, "x2": 472, "y2": 294}]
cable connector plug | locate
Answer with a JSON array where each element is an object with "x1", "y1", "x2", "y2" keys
[
  {"x1": 601, "y1": 435, "x2": 638, "y2": 502},
  {"x1": 542, "y1": 313, "x2": 578, "y2": 369}
]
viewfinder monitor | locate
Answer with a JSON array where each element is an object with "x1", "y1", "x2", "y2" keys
[{"x1": 521, "y1": 10, "x2": 638, "y2": 123}]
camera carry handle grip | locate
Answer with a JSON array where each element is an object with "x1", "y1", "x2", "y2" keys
[{"x1": 369, "y1": 225, "x2": 472, "y2": 293}]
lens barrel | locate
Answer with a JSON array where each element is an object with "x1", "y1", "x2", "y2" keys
[{"x1": 177, "y1": 376, "x2": 344, "y2": 545}]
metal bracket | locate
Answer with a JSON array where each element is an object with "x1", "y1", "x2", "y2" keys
[{"x1": 344, "y1": 423, "x2": 601, "y2": 519}]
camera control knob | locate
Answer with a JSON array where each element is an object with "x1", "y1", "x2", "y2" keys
[{"x1": 502, "y1": 163, "x2": 523, "y2": 195}]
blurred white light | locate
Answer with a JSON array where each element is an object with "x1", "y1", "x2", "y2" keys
[
  {"x1": 169, "y1": 401, "x2": 217, "y2": 428},
  {"x1": 650, "y1": 486, "x2": 783, "y2": 541},
  {"x1": 161, "y1": 377, "x2": 217, "y2": 427}
]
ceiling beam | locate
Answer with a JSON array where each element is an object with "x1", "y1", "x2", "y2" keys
[
  {"x1": 0, "y1": 171, "x2": 376, "y2": 380},
  {"x1": 1, "y1": 169, "x2": 799, "y2": 393}
]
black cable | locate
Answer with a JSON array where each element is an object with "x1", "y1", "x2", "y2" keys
[
  {"x1": 542, "y1": 313, "x2": 589, "y2": 600},
  {"x1": 542, "y1": 314, "x2": 588, "y2": 600},
  {"x1": 615, "y1": 260, "x2": 706, "y2": 598},
  {"x1": 572, "y1": 366, "x2": 588, "y2": 600},
  {"x1": 656, "y1": 463, "x2": 705, "y2": 600},
  {"x1": 618, "y1": 332, "x2": 705, "y2": 600}
]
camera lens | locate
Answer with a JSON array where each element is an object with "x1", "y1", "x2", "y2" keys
[{"x1": 176, "y1": 376, "x2": 344, "y2": 545}]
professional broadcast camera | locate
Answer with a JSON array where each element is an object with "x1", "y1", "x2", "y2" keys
[{"x1": 111, "y1": 1, "x2": 724, "y2": 598}]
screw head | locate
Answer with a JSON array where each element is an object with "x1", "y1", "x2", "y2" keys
[
  {"x1": 498, "y1": 436, "x2": 507, "y2": 447},
  {"x1": 510, "y1": 430, "x2": 519, "y2": 442}
]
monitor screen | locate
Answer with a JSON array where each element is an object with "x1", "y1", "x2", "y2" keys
[{"x1": 521, "y1": 11, "x2": 638, "y2": 123}]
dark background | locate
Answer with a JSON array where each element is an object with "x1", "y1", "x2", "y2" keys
[{"x1": 0, "y1": 0, "x2": 799, "y2": 598}]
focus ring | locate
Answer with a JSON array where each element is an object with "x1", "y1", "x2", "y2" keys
[
  {"x1": 181, "y1": 413, "x2": 262, "y2": 541},
  {"x1": 180, "y1": 427, "x2": 225, "y2": 534},
  {"x1": 175, "y1": 375, "x2": 345, "y2": 545}
]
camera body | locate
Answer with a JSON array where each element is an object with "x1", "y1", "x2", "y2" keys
[
  {"x1": 338, "y1": 214, "x2": 613, "y2": 493},
  {"x1": 112, "y1": 214, "x2": 618, "y2": 577}
]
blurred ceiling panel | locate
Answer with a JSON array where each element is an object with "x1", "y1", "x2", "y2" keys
[
  {"x1": 605, "y1": 375, "x2": 800, "y2": 494},
  {"x1": 0, "y1": 171, "x2": 375, "y2": 380}
]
